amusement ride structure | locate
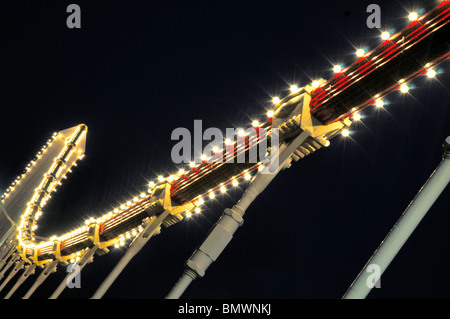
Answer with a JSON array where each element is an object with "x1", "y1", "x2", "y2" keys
[{"x1": 0, "y1": 1, "x2": 449, "y2": 299}]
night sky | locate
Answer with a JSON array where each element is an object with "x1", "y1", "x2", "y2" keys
[{"x1": 0, "y1": 0, "x2": 449, "y2": 299}]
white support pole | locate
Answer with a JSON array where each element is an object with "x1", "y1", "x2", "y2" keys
[
  {"x1": 0, "y1": 259, "x2": 25, "y2": 293},
  {"x1": 343, "y1": 136, "x2": 450, "y2": 299},
  {"x1": 49, "y1": 245, "x2": 98, "y2": 299},
  {"x1": 4, "y1": 263, "x2": 36, "y2": 299},
  {"x1": 0, "y1": 245, "x2": 16, "y2": 273},
  {"x1": 166, "y1": 131, "x2": 311, "y2": 299},
  {"x1": 22, "y1": 259, "x2": 59, "y2": 299},
  {"x1": 0, "y1": 253, "x2": 19, "y2": 281},
  {"x1": 91, "y1": 210, "x2": 170, "y2": 299},
  {"x1": 0, "y1": 240, "x2": 14, "y2": 261}
]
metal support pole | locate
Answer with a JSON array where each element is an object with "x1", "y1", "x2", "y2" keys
[
  {"x1": 49, "y1": 245, "x2": 98, "y2": 299},
  {"x1": 166, "y1": 131, "x2": 311, "y2": 299},
  {"x1": 0, "y1": 259, "x2": 25, "y2": 293},
  {"x1": 91, "y1": 210, "x2": 170, "y2": 299},
  {"x1": 4, "y1": 263, "x2": 36, "y2": 299},
  {"x1": 22, "y1": 259, "x2": 59, "y2": 299},
  {"x1": 0, "y1": 240, "x2": 14, "y2": 261},
  {"x1": 0, "y1": 253, "x2": 19, "y2": 281},
  {"x1": 0, "y1": 245, "x2": 15, "y2": 273},
  {"x1": 343, "y1": 136, "x2": 450, "y2": 299}
]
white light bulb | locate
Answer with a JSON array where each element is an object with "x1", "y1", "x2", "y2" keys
[
  {"x1": 290, "y1": 85, "x2": 300, "y2": 93},
  {"x1": 267, "y1": 110, "x2": 274, "y2": 118},
  {"x1": 252, "y1": 120, "x2": 259, "y2": 127},
  {"x1": 356, "y1": 49, "x2": 365, "y2": 57},
  {"x1": 342, "y1": 129, "x2": 350, "y2": 137},
  {"x1": 353, "y1": 113, "x2": 361, "y2": 121},
  {"x1": 400, "y1": 83, "x2": 409, "y2": 93},
  {"x1": 381, "y1": 32, "x2": 390, "y2": 40},
  {"x1": 427, "y1": 69, "x2": 436, "y2": 78},
  {"x1": 409, "y1": 12, "x2": 418, "y2": 21},
  {"x1": 272, "y1": 97, "x2": 280, "y2": 104},
  {"x1": 333, "y1": 65, "x2": 342, "y2": 73}
]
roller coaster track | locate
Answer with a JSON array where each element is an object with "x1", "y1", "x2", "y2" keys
[{"x1": 1, "y1": 0, "x2": 449, "y2": 298}]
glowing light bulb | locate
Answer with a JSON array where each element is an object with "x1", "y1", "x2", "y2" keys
[
  {"x1": 427, "y1": 69, "x2": 436, "y2": 78},
  {"x1": 197, "y1": 198, "x2": 204, "y2": 205},
  {"x1": 252, "y1": 120, "x2": 259, "y2": 127},
  {"x1": 238, "y1": 129, "x2": 245, "y2": 137},
  {"x1": 409, "y1": 12, "x2": 418, "y2": 21},
  {"x1": 195, "y1": 207, "x2": 201, "y2": 214},
  {"x1": 290, "y1": 85, "x2": 300, "y2": 93},
  {"x1": 272, "y1": 97, "x2": 280, "y2": 104},
  {"x1": 178, "y1": 169, "x2": 185, "y2": 175},
  {"x1": 375, "y1": 99, "x2": 384, "y2": 108},
  {"x1": 232, "y1": 179, "x2": 238, "y2": 187},
  {"x1": 209, "y1": 192, "x2": 215, "y2": 199},
  {"x1": 342, "y1": 129, "x2": 350, "y2": 137},
  {"x1": 244, "y1": 173, "x2": 251, "y2": 180},
  {"x1": 333, "y1": 65, "x2": 342, "y2": 73},
  {"x1": 167, "y1": 175, "x2": 175, "y2": 182},
  {"x1": 353, "y1": 113, "x2": 361, "y2": 121},
  {"x1": 356, "y1": 49, "x2": 365, "y2": 57},
  {"x1": 120, "y1": 205, "x2": 125, "y2": 210},
  {"x1": 157, "y1": 175, "x2": 165, "y2": 182},
  {"x1": 200, "y1": 154, "x2": 207, "y2": 161},
  {"x1": 267, "y1": 110, "x2": 274, "y2": 118},
  {"x1": 220, "y1": 186, "x2": 226, "y2": 193},
  {"x1": 312, "y1": 80, "x2": 320, "y2": 88},
  {"x1": 189, "y1": 162, "x2": 195, "y2": 168},
  {"x1": 212, "y1": 146, "x2": 220, "y2": 153},
  {"x1": 186, "y1": 212, "x2": 192, "y2": 218},
  {"x1": 400, "y1": 83, "x2": 409, "y2": 93},
  {"x1": 225, "y1": 138, "x2": 232, "y2": 145},
  {"x1": 381, "y1": 32, "x2": 390, "y2": 40}
]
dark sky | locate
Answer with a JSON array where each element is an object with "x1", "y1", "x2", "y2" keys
[{"x1": 0, "y1": 0, "x2": 449, "y2": 299}]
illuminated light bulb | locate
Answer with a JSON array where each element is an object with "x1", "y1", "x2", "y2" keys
[
  {"x1": 209, "y1": 192, "x2": 215, "y2": 199},
  {"x1": 220, "y1": 186, "x2": 226, "y2": 193},
  {"x1": 195, "y1": 207, "x2": 201, "y2": 214},
  {"x1": 132, "y1": 229, "x2": 137, "y2": 236},
  {"x1": 238, "y1": 129, "x2": 245, "y2": 137},
  {"x1": 148, "y1": 188, "x2": 152, "y2": 193},
  {"x1": 140, "y1": 192, "x2": 145, "y2": 198},
  {"x1": 70, "y1": 258, "x2": 75, "y2": 263},
  {"x1": 375, "y1": 99, "x2": 384, "y2": 108},
  {"x1": 312, "y1": 80, "x2": 320, "y2": 88},
  {"x1": 400, "y1": 83, "x2": 409, "y2": 93},
  {"x1": 119, "y1": 241, "x2": 125, "y2": 246},
  {"x1": 167, "y1": 175, "x2": 175, "y2": 182},
  {"x1": 258, "y1": 164, "x2": 265, "y2": 172},
  {"x1": 225, "y1": 138, "x2": 232, "y2": 145},
  {"x1": 189, "y1": 162, "x2": 195, "y2": 168},
  {"x1": 126, "y1": 233, "x2": 131, "y2": 239},
  {"x1": 244, "y1": 173, "x2": 251, "y2": 180},
  {"x1": 333, "y1": 65, "x2": 342, "y2": 73},
  {"x1": 356, "y1": 49, "x2": 365, "y2": 57},
  {"x1": 212, "y1": 146, "x2": 220, "y2": 153},
  {"x1": 90, "y1": 217, "x2": 95, "y2": 223},
  {"x1": 120, "y1": 204, "x2": 125, "y2": 210},
  {"x1": 149, "y1": 181, "x2": 155, "y2": 187},
  {"x1": 126, "y1": 201, "x2": 131, "y2": 206},
  {"x1": 178, "y1": 169, "x2": 185, "y2": 175},
  {"x1": 157, "y1": 175, "x2": 165, "y2": 182},
  {"x1": 114, "y1": 243, "x2": 120, "y2": 248},
  {"x1": 200, "y1": 154, "x2": 207, "y2": 161},
  {"x1": 408, "y1": 12, "x2": 418, "y2": 21},
  {"x1": 325, "y1": 140, "x2": 331, "y2": 147},
  {"x1": 341, "y1": 129, "x2": 350, "y2": 137},
  {"x1": 427, "y1": 69, "x2": 436, "y2": 78},
  {"x1": 272, "y1": 97, "x2": 280, "y2": 104},
  {"x1": 381, "y1": 32, "x2": 390, "y2": 40},
  {"x1": 133, "y1": 197, "x2": 138, "y2": 202},
  {"x1": 267, "y1": 110, "x2": 274, "y2": 118},
  {"x1": 290, "y1": 85, "x2": 300, "y2": 93},
  {"x1": 252, "y1": 120, "x2": 259, "y2": 127},
  {"x1": 353, "y1": 113, "x2": 361, "y2": 121},
  {"x1": 186, "y1": 212, "x2": 192, "y2": 218}
]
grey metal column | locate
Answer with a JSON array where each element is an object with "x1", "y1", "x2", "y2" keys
[
  {"x1": 343, "y1": 136, "x2": 450, "y2": 299},
  {"x1": 23, "y1": 259, "x2": 59, "y2": 299},
  {"x1": 0, "y1": 259, "x2": 25, "y2": 293},
  {"x1": 0, "y1": 245, "x2": 15, "y2": 273},
  {"x1": 4, "y1": 263, "x2": 36, "y2": 299},
  {"x1": 49, "y1": 245, "x2": 98, "y2": 299},
  {"x1": 0, "y1": 252, "x2": 19, "y2": 281},
  {"x1": 166, "y1": 131, "x2": 311, "y2": 299},
  {"x1": 91, "y1": 210, "x2": 170, "y2": 299}
]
